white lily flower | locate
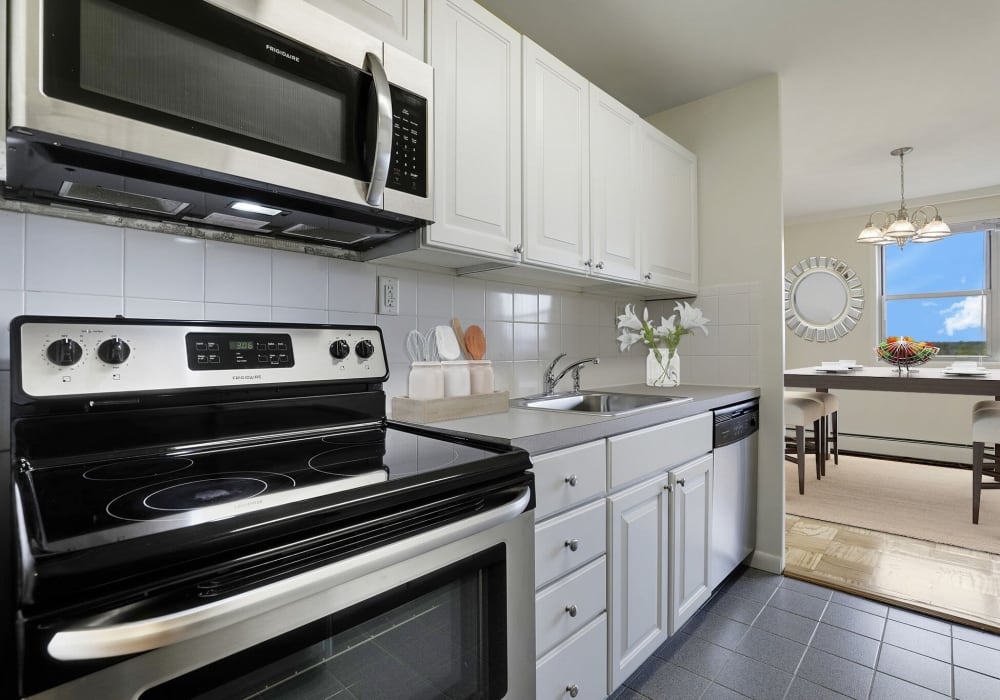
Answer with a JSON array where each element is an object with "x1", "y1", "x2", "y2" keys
[
  {"x1": 616, "y1": 303, "x2": 643, "y2": 331},
  {"x1": 617, "y1": 329, "x2": 642, "y2": 352},
  {"x1": 656, "y1": 315, "x2": 677, "y2": 336},
  {"x1": 675, "y1": 301, "x2": 710, "y2": 335}
]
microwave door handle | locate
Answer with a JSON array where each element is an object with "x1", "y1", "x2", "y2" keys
[{"x1": 364, "y1": 51, "x2": 393, "y2": 207}]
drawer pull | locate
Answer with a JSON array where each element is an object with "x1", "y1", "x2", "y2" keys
[
  {"x1": 567, "y1": 685, "x2": 579, "y2": 698},
  {"x1": 564, "y1": 538, "x2": 580, "y2": 552},
  {"x1": 565, "y1": 474, "x2": 578, "y2": 487},
  {"x1": 565, "y1": 604, "x2": 578, "y2": 617},
  {"x1": 677, "y1": 478, "x2": 686, "y2": 487}
]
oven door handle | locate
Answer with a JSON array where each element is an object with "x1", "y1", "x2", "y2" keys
[{"x1": 46, "y1": 486, "x2": 531, "y2": 661}]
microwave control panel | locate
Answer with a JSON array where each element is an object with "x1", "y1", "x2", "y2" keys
[{"x1": 388, "y1": 86, "x2": 427, "y2": 198}]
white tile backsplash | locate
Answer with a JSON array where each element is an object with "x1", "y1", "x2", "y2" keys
[
  {"x1": 125, "y1": 297, "x2": 204, "y2": 320},
  {"x1": 26, "y1": 215, "x2": 123, "y2": 295},
  {"x1": 272, "y1": 250, "x2": 327, "y2": 309},
  {"x1": 0, "y1": 290, "x2": 25, "y2": 369},
  {"x1": 453, "y1": 277, "x2": 486, "y2": 321},
  {"x1": 204, "y1": 302, "x2": 271, "y2": 322},
  {"x1": 0, "y1": 210, "x2": 25, "y2": 290},
  {"x1": 0, "y1": 210, "x2": 669, "y2": 398},
  {"x1": 486, "y1": 282, "x2": 514, "y2": 321},
  {"x1": 124, "y1": 229, "x2": 205, "y2": 301},
  {"x1": 417, "y1": 271, "x2": 454, "y2": 317},
  {"x1": 717, "y1": 293, "x2": 751, "y2": 325},
  {"x1": 328, "y1": 258, "x2": 376, "y2": 313},
  {"x1": 25, "y1": 291, "x2": 123, "y2": 316},
  {"x1": 205, "y1": 241, "x2": 271, "y2": 305}
]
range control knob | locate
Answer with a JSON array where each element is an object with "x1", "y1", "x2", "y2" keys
[
  {"x1": 46, "y1": 338, "x2": 83, "y2": 367},
  {"x1": 355, "y1": 339, "x2": 375, "y2": 359},
  {"x1": 97, "y1": 337, "x2": 131, "y2": 365},
  {"x1": 329, "y1": 339, "x2": 351, "y2": 360}
]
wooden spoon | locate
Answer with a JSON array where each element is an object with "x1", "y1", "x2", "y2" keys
[
  {"x1": 452, "y1": 318, "x2": 470, "y2": 359},
  {"x1": 465, "y1": 325, "x2": 486, "y2": 360}
]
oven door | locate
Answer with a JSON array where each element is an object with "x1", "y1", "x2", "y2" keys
[
  {"x1": 8, "y1": 0, "x2": 431, "y2": 216},
  {"x1": 25, "y1": 487, "x2": 535, "y2": 700}
]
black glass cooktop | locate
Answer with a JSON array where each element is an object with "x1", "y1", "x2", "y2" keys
[{"x1": 19, "y1": 425, "x2": 513, "y2": 552}]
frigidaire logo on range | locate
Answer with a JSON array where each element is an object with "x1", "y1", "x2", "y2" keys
[
  {"x1": 265, "y1": 44, "x2": 300, "y2": 62},
  {"x1": 232, "y1": 374, "x2": 263, "y2": 382}
]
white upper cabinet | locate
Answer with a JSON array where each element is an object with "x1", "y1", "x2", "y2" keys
[
  {"x1": 426, "y1": 0, "x2": 522, "y2": 261},
  {"x1": 305, "y1": 0, "x2": 425, "y2": 59},
  {"x1": 589, "y1": 85, "x2": 641, "y2": 283},
  {"x1": 522, "y1": 38, "x2": 590, "y2": 273},
  {"x1": 640, "y1": 123, "x2": 698, "y2": 293}
]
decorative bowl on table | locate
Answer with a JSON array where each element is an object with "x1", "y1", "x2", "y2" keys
[{"x1": 874, "y1": 336, "x2": 939, "y2": 372}]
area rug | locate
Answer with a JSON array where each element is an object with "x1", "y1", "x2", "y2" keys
[{"x1": 784, "y1": 454, "x2": 1000, "y2": 555}]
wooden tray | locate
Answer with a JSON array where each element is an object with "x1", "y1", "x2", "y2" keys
[{"x1": 391, "y1": 391, "x2": 509, "y2": 424}]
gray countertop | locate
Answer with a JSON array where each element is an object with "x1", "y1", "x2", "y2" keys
[{"x1": 393, "y1": 383, "x2": 760, "y2": 454}]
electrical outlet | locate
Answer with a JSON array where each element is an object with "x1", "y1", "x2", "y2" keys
[{"x1": 378, "y1": 276, "x2": 399, "y2": 315}]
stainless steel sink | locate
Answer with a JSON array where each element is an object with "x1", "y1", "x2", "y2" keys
[{"x1": 510, "y1": 391, "x2": 691, "y2": 416}]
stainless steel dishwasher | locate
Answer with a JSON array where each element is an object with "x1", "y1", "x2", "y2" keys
[{"x1": 710, "y1": 399, "x2": 759, "y2": 588}]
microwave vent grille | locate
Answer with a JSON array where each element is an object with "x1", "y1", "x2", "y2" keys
[{"x1": 58, "y1": 182, "x2": 190, "y2": 216}]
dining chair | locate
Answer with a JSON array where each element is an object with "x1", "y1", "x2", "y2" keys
[
  {"x1": 971, "y1": 404, "x2": 1000, "y2": 523},
  {"x1": 784, "y1": 395, "x2": 824, "y2": 495},
  {"x1": 791, "y1": 391, "x2": 839, "y2": 473}
]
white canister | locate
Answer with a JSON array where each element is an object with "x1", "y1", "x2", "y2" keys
[
  {"x1": 469, "y1": 360, "x2": 494, "y2": 395},
  {"x1": 441, "y1": 360, "x2": 471, "y2": 397},
  {"x1": 408, "y1": 362, "x2": 444, "y2": 400}
]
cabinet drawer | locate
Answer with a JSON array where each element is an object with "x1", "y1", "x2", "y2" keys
[
  {"x1": 532, "y1": 440, "x2": 607, "y2": 520},
  {"x1": 536, "y1": 614, "x2": 608, "y2": 700},
  {"x1": 536, "y1": 556, "x2": 607, "y2": 657},
  {"x1": 535, "y1": 499, "x2": 606, "y2": 588},
  {"x1": 608, "y1": 412, "x2": 712, "y2": 489}
]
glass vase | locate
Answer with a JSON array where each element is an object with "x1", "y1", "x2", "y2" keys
[{"x1": 646, "y1": 348, "x2": 680, "y2": 387}]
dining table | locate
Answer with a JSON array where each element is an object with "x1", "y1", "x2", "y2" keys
[{"x1": 785, "y1": 365, "x2": 1000, "y2": 399}]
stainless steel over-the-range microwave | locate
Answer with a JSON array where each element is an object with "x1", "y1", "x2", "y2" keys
[{"x1": 4, "y1": 0, "x2": 433, "y2": 249}]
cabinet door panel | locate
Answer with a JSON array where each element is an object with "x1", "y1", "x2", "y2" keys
[
  {"x1": 428, "y1": 0, "x2": 521, "y2": 259},
  {"x1": 608, "y1": 473, "x2": 669, "y2": 691},
  {"x1": 670, "y1": 453, "x2": 713, "y2": 634},
  {"x1": 589, "y1": 85, "x2": 640, "y2": 282},
  {"x1": 640, "y1": 122, "x2": 698, "y2": 293},
  {"x1": 522, "y1": 38, "x2": 590, "y2": 272},
  {"x1": 306, "y1": 0, "x2": 424, "y2": 58}
]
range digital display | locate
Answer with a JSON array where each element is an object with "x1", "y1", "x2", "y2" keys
[{"x1": 229, "y1": 340, "x2": 255, "y2": 350}]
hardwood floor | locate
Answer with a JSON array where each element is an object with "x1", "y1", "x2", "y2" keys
[{"x1": 785, "y1": 514, "x2": 1000, "y2": 634}]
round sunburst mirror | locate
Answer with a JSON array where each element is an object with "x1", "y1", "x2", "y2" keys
[{"x1": 784, "y1": 256, "x2": 864, "y2": 341}]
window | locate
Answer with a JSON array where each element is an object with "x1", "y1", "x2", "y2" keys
[{"x1": 881, "y1": 228, "x2": 991, "y2": 356}]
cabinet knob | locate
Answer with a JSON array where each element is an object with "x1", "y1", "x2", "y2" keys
[
  {"x1": 513, "y1": 243, "x2": 523, "y2": 253},
  {"x1": 677, "y1": 478, "x2": 686, "y2": 487},
  {"x1": 644, "y1": 272, "x2": 653, "y2": 280},
  {"x1": 584, "y1": 258, "x2": 593, "y2": 268},
  {"x1": 664, "y1": 484, "x2": 672, "y2": 491},
  {"x1": 566, "y1": 685, "x2": 579, "y2": 698},
  {"x1": 565, "y1": 604, "x2": 578, "y2": 618},
  {"x1": 595, "y1": 261, "x2": 605, "y2": 270},
  {"x1": 564, "y1": 538, "x2": 580, "y2": 552},
  {"x1": 565, "y1": 474, "x2": 578, "y2": 487}
]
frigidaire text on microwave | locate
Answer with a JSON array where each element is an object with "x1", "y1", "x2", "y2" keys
[{"x1": 5, "y1": 0, "x2": 433, "y2": 249}]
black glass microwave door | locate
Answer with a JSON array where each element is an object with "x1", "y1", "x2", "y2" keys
[
  {"x1": 43, "y1": 0, "x2": 372, "y2": 178},
  {"x1": 140, "y1": 546, "x2": 508, "y2": 700}
]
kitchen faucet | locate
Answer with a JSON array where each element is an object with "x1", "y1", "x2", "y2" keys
[{"x1": 543, "y1": 354, "x2": 600, "y2": 395}]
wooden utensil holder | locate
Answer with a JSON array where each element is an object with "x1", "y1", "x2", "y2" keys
[{"x1": 391, "y1": 391, "x2": 509, "y2": 424}]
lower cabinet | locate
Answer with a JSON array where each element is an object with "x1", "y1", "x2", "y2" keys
[
  {"x1": 536, "y1": 615, "x2": 608, "y2": 700},
  {"x1": 607, "y1": 472, "x2": 670, "y2": 691},
  {"x1": 669, "y1": 453, "x2": 714, "y2": 634},
  {"x1": 529, "y1": 413, "x2": 727, "y2": 699}
]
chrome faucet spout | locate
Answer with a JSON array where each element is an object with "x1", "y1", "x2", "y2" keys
[{"x1": 543, "y1": 355, "x2": 600, "y2": 394}]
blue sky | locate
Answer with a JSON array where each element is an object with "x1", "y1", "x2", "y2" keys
[{"x1": 884, "y1": 231, "x2": 986, "y2": 343}]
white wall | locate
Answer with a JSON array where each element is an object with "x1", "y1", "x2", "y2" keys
[
  {"x1": 647, "y1": 74, "x2": 785, "y2": 573},
  {"x1": 785, "y1": 192, "x2": 1000, "y2": 463}
]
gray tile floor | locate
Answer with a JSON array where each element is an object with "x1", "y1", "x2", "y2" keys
[{"x1": 608, "y1": 567, "x2": 1000, "y2": 700}]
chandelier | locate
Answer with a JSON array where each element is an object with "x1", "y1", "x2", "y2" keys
[{"x1": 856, "y1": 146, "x2": 951, "y2": 249}]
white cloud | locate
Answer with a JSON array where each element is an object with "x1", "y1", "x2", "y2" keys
[{"x1": 940, "y1": 296, "x2": 983, "y2": 337}]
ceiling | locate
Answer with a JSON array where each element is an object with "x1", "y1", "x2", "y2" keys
[{"x1": 475, "y1": 0, "x2": 1000, "y2": 221}]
